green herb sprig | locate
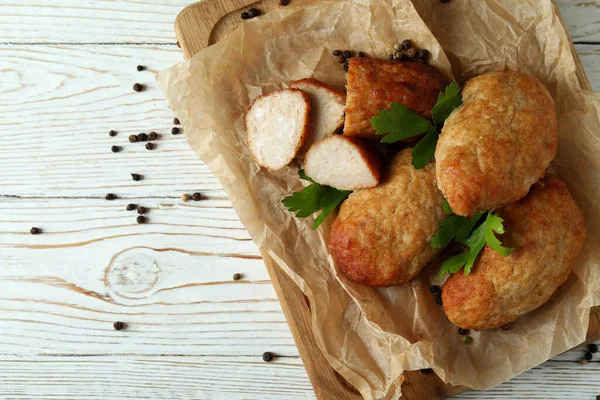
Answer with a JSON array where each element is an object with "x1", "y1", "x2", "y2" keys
[
  {"x1": 371, "y1": 82, "x2": 462, "y2": 169},
  {"x1": 282, "y1": 170, "x2": 351, "y2": 230},
  {"x1": 433, "y1": 201, "x2": 514, "y2": 277}
]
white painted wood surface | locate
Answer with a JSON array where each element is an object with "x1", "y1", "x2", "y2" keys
[{"x1": 0, "y1": 1, "x2": 599, "y2": 399}]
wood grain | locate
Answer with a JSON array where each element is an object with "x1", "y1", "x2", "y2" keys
[{"x1": 0, "y1": 1, "x2": 599, "y2": 44}]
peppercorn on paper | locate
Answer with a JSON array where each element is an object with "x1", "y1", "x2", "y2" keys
[{"x1": 157, "y1": 0, "x2": 600, "y2": 398}]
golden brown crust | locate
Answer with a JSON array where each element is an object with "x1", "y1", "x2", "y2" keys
[
  {"x1": 435, "y1": 70, "x2": 557, "y2": 216},
  {"x1": 442, "y1": 175, "x2": 586, "y2": 330},
  {"x1": 329, "y1": 149, "x2": 446, "y2": 286},
  {"x1": 245, "y1": 88, "x2": 311, "y2": 170},
  {"x1": 344, "y1": 58, "x2": 446, "y2": 141}
]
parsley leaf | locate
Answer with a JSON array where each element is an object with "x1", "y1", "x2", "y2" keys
[
  {"x1": 371, "y1": 102, "x2": 431, "y2": 144},
  {"x1": 431, "y1": 212, "x2": 484, "y2": 249},
  {"x1": 431, "y1": 81, "x2": 462, "y2": 127},
  {"x1": 282, "y1": 170, "x2": 351, "y2": 230},
  {"x1": 437, "y1": 212, "x2": 514, "y2": 277},
  {"x1": 442, "y1": 200, "x2": 454, "y2": 215},
  {"x1": 370, "y1": 82, "x2": 462, "y2": 169},
  {"x1": 410, "y1": 126, "x2": 439, "y2": 169}
]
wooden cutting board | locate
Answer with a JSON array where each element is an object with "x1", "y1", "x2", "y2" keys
[{"x1": 174, "y1": 1, "x2": 600, "y2": 398}]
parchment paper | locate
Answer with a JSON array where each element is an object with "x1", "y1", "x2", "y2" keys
[{"x1": 157, "y1": 1, "x2": 600, "y2": 398}]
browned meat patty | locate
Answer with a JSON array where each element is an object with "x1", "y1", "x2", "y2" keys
[
  {"x1": 328, "y1": 149, "x2": 446, "y2": 286},
  {"x1": 442, "y1": 175, "x2": 586, "y2": 330},
  {"x1": 344, "y1": 58, "x2": 446, "y2": 141},
  {"x1": 435, "y1": 70, "x2": 557, "y2": 217}
]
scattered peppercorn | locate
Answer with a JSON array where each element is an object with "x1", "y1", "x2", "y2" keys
[
  {"x1": 192, "y1": 192, "x2": 203, "y2": 201},
  {"x1": 145, "y1": 142, "x2": 155, "y2": 150},
  {"x1": 262, "y1": 352, "x2": 274, "y2": 362},
  {"x1": 247, "y1": 8, "x2": 260, "y2": 18},
  {"x1": 133, "y1": 83, "x2": 144, "y2": 92},
  {"x1": 579, "y1": 358, "x2": 588, "y2": 365},
  {"x1": 137, "y1": 206, "x2": 148, "y2": 214},
  {"x1": 105, "y1": 193, "x2": 116, "y2": 200},
  {"x1": 407, "y1": 48, "x2": 417, "y2": 59},
  {"x1": 458, "y1": 328, "x2": 469, "y2": 335},
  {"x1": 181, "y1": 193, "x2": 190, "y2": 202},
  {"x1": 393, "y1": 43, "x2": 402, "y2": 52},
  {"x1": 137, "y1": 133, "x2": 148, "y2": 142},
  {"x1": 401, "y1": 39, "x2": 412, "y2": 50},
  {"x1": 30, "y1": 227, "x2": 41, "y2": 235},
  {"x1": 113, "y1": 321, "x2": 125, "y2": 331},
  {"x1": 358, "y1": 51, "x2": 366, "y2": 58},
  {"x1": 136, "y1": 215, "x2": 146, "y2": 224},
  {"x1": 342, "y1": 50, "x2": 351, "y2": 58},
  {"x1": 393, "y1": 51, "x2": 402, "y2": 60},
  {"x1": 136, "y1": 65, "x2": 146, "y2": 72},
  {"x1": 416, "y1": 49, "x2": 429, "y2": 61},
  {"x1": 148, "y1": 132, "x2": 158, "y2": 141},
  {"x1": 171, "y1": 127, "x2": 180, "y2": 135},
  {"x1": 279, "y1": 0, "x2": 290, "y2": 5},
  {"x1": 126, "y1": 203, "x2": 137, "y2": 211},
  {"x1": 336, "y1": 55, "x2": 346, "y2": 64},
  {"x1": 389, "y1": 54, "x2": 395, "y2": 60},
  {"x1": 501, "y1": 323, "x2": 511, "y2": 330},
  {"x1": 420, "y1": 368, "x2": 432, "y2": 375},
  {"x1": 332, "y1": 50, "x2": 342, "y2": 56},
  {"x1": 590, "y1": 344, "x2": 599, "y2": 353},
  {"x1": 131, "y1": 173, "x2": 142, "y2": 181},
  {"x1": 233, "y1": 273, "x2": 242, "y2": 281},
  {"x1": 174, "y1": 117, "x2": 180, "y2": 125},
  {"x1": 128, "y1": 135, "x2": 138, "y2": 143},
  {"x1": 111, "y1": 145, "x2": 121, "y2": 153},
  {"x1": 241, "y1": 11, "x2": 250, "y2": 19},
  {"x1": 429, "y1": 285, "x2": 441, "y2": 294},
  {"x1": 343, "y1": 63, "x2": 349, "y2": 72},
  {"x1": 585, "y1": 351, "x2": 593, "y2": 361},
  {"x1": 109, "y1": 130, "x2": 117, "y2": 137},
  {"x1": 461, "y1": 336, "x2": 473, "y2": 344}
]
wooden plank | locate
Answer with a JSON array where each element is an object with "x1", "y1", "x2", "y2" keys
[
  {"x1": 0, "y1": 356, "x2": 315, "y2": 399},
  {"x1": 1, "y1": 0, "x2": 599, "y2": 44}
]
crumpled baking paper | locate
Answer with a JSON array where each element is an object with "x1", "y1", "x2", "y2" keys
[{"x1": 157, "y1": 0, "x2": 600, "y2": 398}]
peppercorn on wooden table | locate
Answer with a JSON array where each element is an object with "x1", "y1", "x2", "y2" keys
[{"x1": 1, "y1": 1, "x2": 600, "y2": 399}]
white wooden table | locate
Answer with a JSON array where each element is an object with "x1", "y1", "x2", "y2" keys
[{"x1": 0, "y1": 1, "x2": 599, "y2": 399}]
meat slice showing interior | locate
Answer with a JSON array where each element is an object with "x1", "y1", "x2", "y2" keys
[
  {"x1": 304, "y1": 135, "x2": 381, "y2": 190},
  {"x1": 290, "y1": 78, "x2": 345, "y2": 153},
  {"x1": 246, "y1": 89, "x2": 311, "y2": 170}
]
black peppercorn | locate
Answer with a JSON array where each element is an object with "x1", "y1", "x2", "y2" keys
[
  {"x1": 241, "y1": 11, "x2": 250, "y2": 19},
  {"x1": 406, "y1": 48, "x2": 417, "y2": 59},
  {"x1": 589, "y1": 343, "x2": 599, "y2": 354},
  {"x1": 171, "y1": 127, "x2": 180, "y2": 135},
  {"x1": 458, "y1": 328, "x2": 469, "y2": 335},
  {"x1": 192, "y1": 192, "x2": 202, "y2": 201},
  {"x1": 137, "y1": 206, "x2": 148, "y2": 214},
  {"x1": 420, "y1": 368, "x2": 432, "y2": 375},
  {"x1": 342, "y1": 50, "x2": 351, "y2": 58},
  {"x1": 401, "y1": 39, "x2": 412, "y2": 50},
  {"x1": 429, "y1": 285, "x2": 441, "y2": 294},
  {"x1": 501, "y1": 323, "x2": 511, "y2": 330},
  {"x1": 416, "y1": 49, "x2": 429, "y2": 61},
  {"x1": 248, "y1": 8, "x2": 260, "y2": 18},
  {"x1": 389, "y1": 54, "x2": 394, "y2": 60},
  {"x1": 113, "y1": 321, "x2": 124, "y2": 331},
  {"x1": 343, "y1": 63, "x2": 349, "y2": 72},
  {"x1": 336, "y1": 55, "x2": 346, "y2": 64},
  {"x1": 279, "y1": 0, "x2": 290, "y2": 5},
  {"x1": 133, "y1": 83, "x2": 144, "y2": 92},
  {"x1": 30, "y1": 227, "x2": 41, "y2": 235},
  {"x1": 105, "y1": 193, "x2": 116, "y2": 200},
  {"x1": 174, "y1": 117, "x2": 180, "y2": 125},
  {"x1": 262, "y1": 352, "x2": 274, "y2": 362},
  {"x1": 148, "y1": 132, "x2": 158, "y2": 141},
  {"x1": 145, "y1": 142, "x2": 155, "y2": 150},
  {"x1": 358, "y1": 51, "x2": 366, "y2": 58},
  {"x1": 233, "y1": 273, "x2": 242, "y2": 281},
  {"x1": 585, "y1": 351, "x2": 593, "y2": 361},
  {"x1": 332, "y1": 50, "x2": 341, "y2": 56},
  {"x1": 126, "y1": 203, "x2": 137, "y2": 211},
  {"x1": 137, "y1": 133, "x2": 148, "y2": 142},
  {"x1": 109, "y1": 130, "x2": 117, "y2": 137},
  {"x1": 136, "y1": 215, "x2": 146, "y2": 224},
  {"x1": 111, "y1": 145, "x2": 120, "y2": 153},
  {"x1": 131, "y1": 173, "x2": 142, "y2": 181},
  {"x1": 128, "y1": 135, "x2": 138, "y2": 143},
  {"x1": 136, "y1": 65, "x2": 146, "y2": 71}
]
